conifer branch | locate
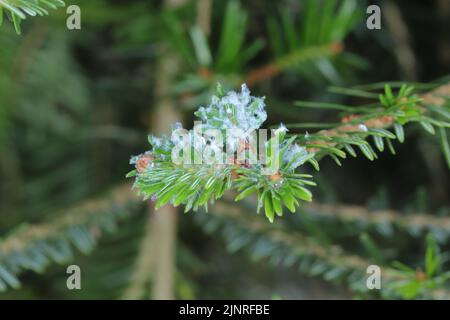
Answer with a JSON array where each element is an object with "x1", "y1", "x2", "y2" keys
[
  {"x1": 0, "y1": 184, "x2": 141, "y2": 291},
  {"x1": 129, "y1": 82, "x2": 450, "y2": 222},
  {"x1": 0, "y1": 0, "x2": 65, "y2": 34},
  {"x1": 297, "y1": 83, "x2": 450, "y2": 159},
  {"x1": 304, "y1": 202, "x2": 450, "y2": 241},
  {"x1": 201, "y1": 200, "x2": 450, "y2": 299},
  {"x1": 2, "y1": 181, "x2": 448, "y2": 297}
]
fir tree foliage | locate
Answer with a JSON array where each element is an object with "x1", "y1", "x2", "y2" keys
[
  {"x1": 289, "y1": 83, "x2": 450, "y2": 166},
  {"x1": 0, "y1": 0, "x2": 65, "y2": 34},
  {"x1": 129, "y1": 84, "x2": 316, "y2": 223},
  {"x1": 129, "y1": 82, "x2": 450, "y2": 223}
]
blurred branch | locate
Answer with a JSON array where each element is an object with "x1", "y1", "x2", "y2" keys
[
  {"x1": 2, "y1": 177, "x2": 448, "y2": 296},
  {"x1": 222, "y1": 183, "x2": 450, "y2": 240},
  {"x1": 305, "y1": 203, "x2": 450, "y2": 239},
  {"x1": 246, "y1": 42, "x2": 343, "y2": 86},
  {"x1": 202, "y1": 199, "x2": 450, "y2": 299},
  {"x1": 0, "y1": 184, "x2": 138, "y2": 252},
  {"x1": 421, "y1": 82, "x2": 450, "y2": 106},
  {"x1": 0, "y1": 184, "x2": 142, "y2": 291}
]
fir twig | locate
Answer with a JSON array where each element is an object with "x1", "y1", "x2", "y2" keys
[
  {"x1": 0, "y1": 0, "x2": 65, "y2": 34},
  {"x1": 297, "y1": 83, "x2": 450, "y2": 157},
  {"x1": 129, "y1": 82, "x2": 450, "y2": 222}
]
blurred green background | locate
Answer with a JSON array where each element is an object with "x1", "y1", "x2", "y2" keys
[{"x1": 0, "y1": 0, "x2": 449, "y2": 299}]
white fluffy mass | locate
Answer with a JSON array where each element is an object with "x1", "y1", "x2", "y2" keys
[{"x1": 194, "y1": 84, "x2": 267, "y2": 132}]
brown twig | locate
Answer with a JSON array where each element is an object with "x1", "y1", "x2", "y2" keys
[{"x1": 245, "y1": 42, "x2": 344, "y2": 86}]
